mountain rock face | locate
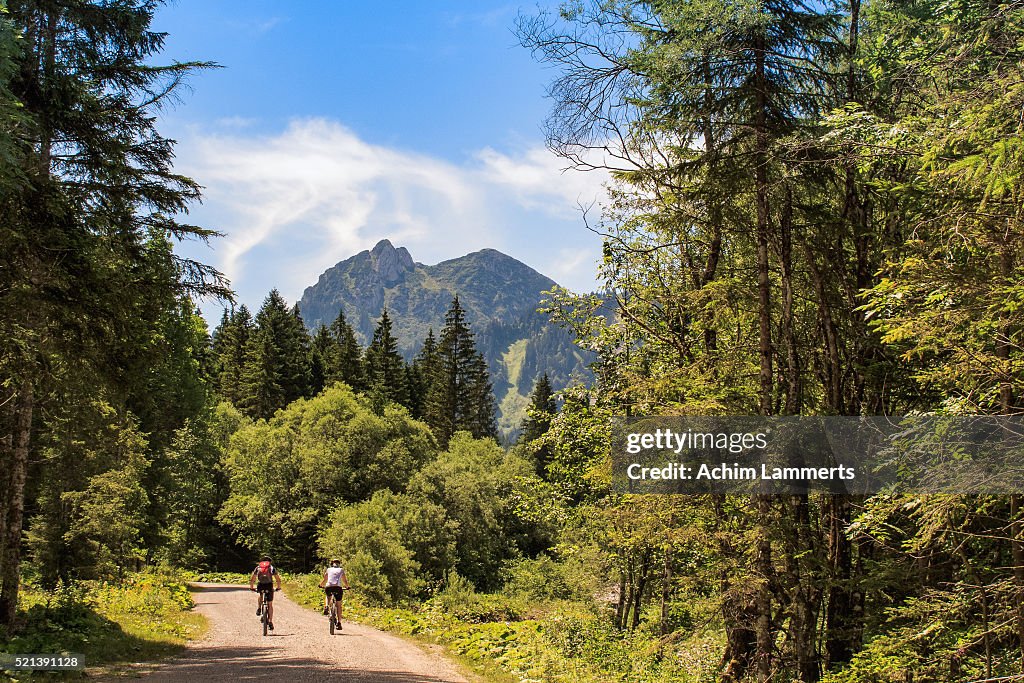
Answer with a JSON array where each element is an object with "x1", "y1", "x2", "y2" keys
[{"x1": 298, "y1": 240, "x2": 592, "y2": 438}]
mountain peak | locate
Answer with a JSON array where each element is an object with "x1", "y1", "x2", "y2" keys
[{"x1": 369, "y1": 239, "x2": 414, "y2": 285}]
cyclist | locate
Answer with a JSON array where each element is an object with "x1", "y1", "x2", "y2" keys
[
  {"x1": 318, "y1": 558, "x2": 350, "y2": 618},
  {"x1": 249, "y1": 555, "x2": 282, "y2": 630}
]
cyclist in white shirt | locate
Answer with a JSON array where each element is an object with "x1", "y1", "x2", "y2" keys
[{"x1": 319, "y1": 558, "x2": 351, "y2": 615}]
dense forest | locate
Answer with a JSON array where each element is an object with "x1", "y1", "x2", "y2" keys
[{"x1": 2, "y1": 0, "x2": 1024, "y2": 682}]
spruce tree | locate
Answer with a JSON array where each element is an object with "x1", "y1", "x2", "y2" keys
[
  {"x1": 238, "y1": 326, "x2": 284, "y2": 420},
  {"x1": 407, "y1": 329, "x2": 439, "y2": 420},
  {"x1": 468, "y1": 351, "x2": 497, "y2": 440},
  {"x1": 520, "y1": 373, "x2": 556, "y2": 476},
  {"x1": 237, "y1": 291, "x2": 311, "y2": 418},
  {"x1": 425, "y1": 296, "x2": 497, "y2": 445},
  {"x1": 0, "y1": 0, "x2": 227, "y2": 622},
  {"x1": 364, "y1": 309, "x2": 408, "y2": 410},
  {"x1": 212, "y1": 305, "x2": 252, "y2": 405},
  {"x1": 329, "y1": 309, "x2": 366, "y2": 391},
  {"x1": 309, "y1": 324, "x2": 338, "y2": 396}
]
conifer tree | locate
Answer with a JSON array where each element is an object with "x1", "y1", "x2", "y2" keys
[
  {"x1": 212, "y1": 305, "x2": 252, "y2": 404},
  {"x1": 0, "y1": 0, "x2": 227, "y2": 622},
  {"x1": 406, "y1": 329, "x2": 440, "y2": 420},
  {"x1": 309, "y1": 324, "x2": 338, "y2": 396},
  {"x1": 329, "y1": 309, "x2": 366, "y2": 391},
  {"x1": 425, "y1": 296, "x2": 497, "y2": 444},
  {"x1": 364, "y1": 309, "x2": 408, "y2": 410},
  {"x1": 405, "y1": 362, "x2": 426, "y2": 419},
  {"x1": 236, "y1": 291, "x2": 310, "y2": 418},
  {"x1": 520, "y1": 374, "x2": 557, "y2": 477},
  {"x1": 468, "y1": 351, "x2": 497, "y2": 440},
  {"x1": 238, "y1": 326, "x2": 284, "y2": 420}
]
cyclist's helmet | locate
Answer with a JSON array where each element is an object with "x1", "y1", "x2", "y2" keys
[
  {"x1": 330, "y1": 558, "x2": 341, "y2": 566},
  {"x1": 260, "y1": 555, "x2": 272, "y2": 562}
]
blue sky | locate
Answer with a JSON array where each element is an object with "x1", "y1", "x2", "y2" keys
[{"x1": 154, "y1": 1, "x2": 608, "y2": 319}]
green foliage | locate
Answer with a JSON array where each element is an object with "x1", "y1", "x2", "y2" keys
[
  {"x1": 27, "y1": 401, "x2": 151, "y2": 583},
  {"x1": 364, "y1": 309, "x2": 409, "y2": 411},
  {"x1": 219, "y1": 384, "x2": 436, "y2": 568},
  {"x1": 500, "y1": 555, "x2": 586, "y2": 603},
  {"x1": 2, "y1": 574, "x2": 204, "y2": 671},
  {"x1": 318, "y1": 490, "x2": 453, "y2": 605},
  {"x1": 157, "y1": 406, "x2": 242, "y2": 570},
  {"x1": 409, "y1": 433, "x2": 541, "y2": 591},
  {"x1": 424, "y1": 297, "x2": 497, "y2": 445},
  {"x1": 237, "y1": 291, "x2": 312, "y2": 419}
]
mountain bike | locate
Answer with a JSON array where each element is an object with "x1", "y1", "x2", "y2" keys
[
  {"x1": 255, "y1": 586, "x2": 279, "y2": 636},
  {"x1": 326, "y1": 587, "x2": 347, "y2": 635}
]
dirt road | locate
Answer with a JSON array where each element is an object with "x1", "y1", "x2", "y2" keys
[{"x1": 101, "y1": 583, "x2": 470, "y2": 682}]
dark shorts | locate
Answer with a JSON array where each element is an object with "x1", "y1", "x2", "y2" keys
[
  {"x1": 257, "y1": 583, "x2": 275, "y2": 602},
  {"x1": 324, "y1": 586, "x2": 344, "y2": 602}
]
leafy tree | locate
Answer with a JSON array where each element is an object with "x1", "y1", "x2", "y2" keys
[
  {"x1": 408, "y1": 432, "x2": 537, "y2": 591},
  {"x1": 219, "y1": 384, "x2": 435, "y2": 569},
  {"x1": 318, "y1": 490, "x2": 456, "y2": 605}
]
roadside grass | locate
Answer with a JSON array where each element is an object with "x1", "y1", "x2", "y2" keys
[
  {"x1": 181, "y1": 570, "x2": 251, "y2": 584},
  {"x1": 0, "y1": 573, "x2": 206, "y2": 682},
  {"x1": 282, "y1": 574, "x2": 720, "y2": 683}
]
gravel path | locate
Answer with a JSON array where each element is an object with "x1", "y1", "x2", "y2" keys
[{"x1": 98, "y1": 583, "x2": 470, "y2": 682}]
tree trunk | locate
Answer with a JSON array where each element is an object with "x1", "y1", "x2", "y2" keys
[
  {"x1": 825, "y1": 495, "x2": 858, "y2": 667},
  {"x1": 788, "y1": 495, "x2": 820, "y2": 682},
  {"x1": 0, "y1": 389, "x2": 14, "y2": 574},
  {"x1": 780, "y1": 186, "x2": 800, "y2": 416},
  {"x1": 0, "y1": 381, "x2": 33, "y2": 627},
  {"x1": 660, "y1": 543, "x2": 671, "y2": 636},
  {"x1": 754, "y1": 495, "x2": 774, "y2": 681},
  {"x1": 1012, "y1": 495, "x2": 1024, "y2": 672},
  {"x1": 615, "y1": 571, "x2": 627, "y2": 630}
]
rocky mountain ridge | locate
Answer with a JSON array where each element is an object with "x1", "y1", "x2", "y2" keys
[{"x1": 298, "y1": 240, "x2": 592, "y2": 437}]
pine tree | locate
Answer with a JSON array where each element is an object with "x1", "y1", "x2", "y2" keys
[
  {"x1": 329, "y1": 309, "x2": 366, "y2": 391},
  {"x1": 425, "y1": 297, "x2": 497, "y2": 445},
  {"x1": 364, "y1": 309, "x2": 408, "y2": 411}
]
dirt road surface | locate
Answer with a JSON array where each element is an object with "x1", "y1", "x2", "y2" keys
[{"x1": 99, "y1": 583, "x2": 470, "y2": 682}]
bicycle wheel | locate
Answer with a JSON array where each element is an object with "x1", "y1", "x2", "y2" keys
[
  {"x1": 328, "y1": 597, "x2": 336, "y2": 635},
  {"x1": 262, "y1": 604, "x2": 268, "y2": 637}
]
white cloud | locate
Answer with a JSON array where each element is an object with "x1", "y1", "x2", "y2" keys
[{"x1": 175, "y1": 118, "x2": 609, "y2": 312}]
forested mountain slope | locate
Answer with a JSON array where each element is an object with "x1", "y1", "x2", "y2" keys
[{"x1": 298, "y1": 240, "x2": 592, "y2": 436}]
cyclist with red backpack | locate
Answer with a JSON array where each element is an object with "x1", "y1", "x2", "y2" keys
[{"x1": 249, "y1": 555, "x2": 282, "y2": 630}]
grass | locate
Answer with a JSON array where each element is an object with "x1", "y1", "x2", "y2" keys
[
  {"x1": 282, "y1": 573, "x2": 720, "y2": 683},
  {"x1": 282, "y1": 574, "x2": 515, "y2": 683},
  {"x1": 0, "y1": 573, "x2": 207, "y2": 681},
  {"x1": 183, "y1": 570, "x2": 251, "y2": 584}
]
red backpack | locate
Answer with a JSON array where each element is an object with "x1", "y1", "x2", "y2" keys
[{"x1": 256, "y1": 560, "x2": 273, "y2": 582}]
